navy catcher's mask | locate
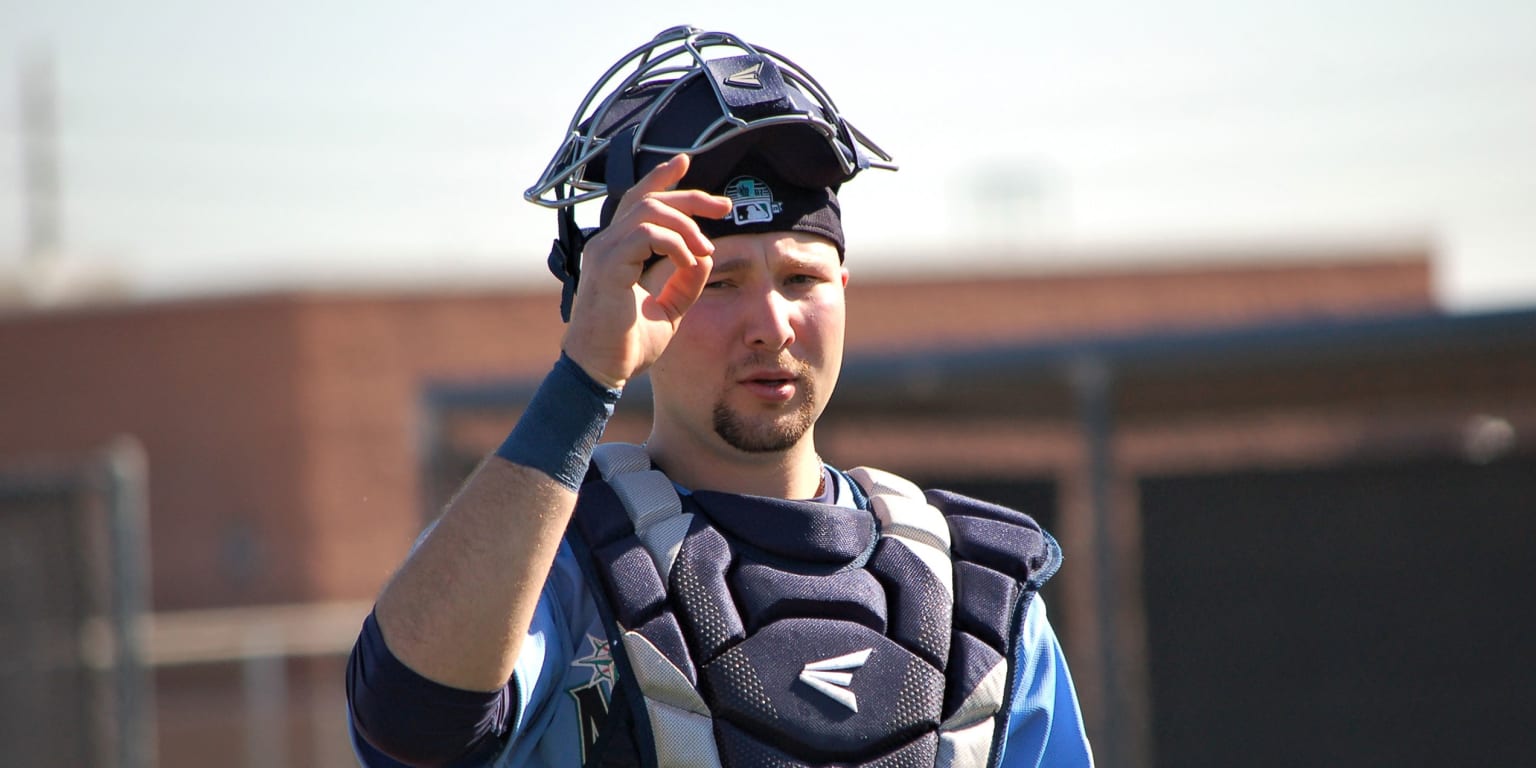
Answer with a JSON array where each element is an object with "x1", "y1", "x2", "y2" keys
[{"x1": 524, "y1": 25, "x2": 897, "y2": 321}]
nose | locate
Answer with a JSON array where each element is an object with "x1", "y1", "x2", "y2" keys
[{"x1": 744, "y1": 288, "x2": 797, "y2": 352}]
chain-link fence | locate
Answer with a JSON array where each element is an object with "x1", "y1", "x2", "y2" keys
[{"x1": 0, "y1": 437, "x2": 153, "y2": 768}]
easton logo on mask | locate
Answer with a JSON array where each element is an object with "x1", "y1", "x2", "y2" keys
[{"x1": 724, "y1": 176, "x2": 783, "y2": 226}]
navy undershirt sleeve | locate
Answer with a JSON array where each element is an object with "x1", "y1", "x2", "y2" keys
[{"x1": 347, "y1": 610, "x2": 513, "y2": 767}]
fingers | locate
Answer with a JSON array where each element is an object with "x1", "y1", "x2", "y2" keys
[
  {"x1": 621, "y1": 154, "x2": 732, "y2": 216},
  {"x1": 614, "y1": 194, "x2": 723, "y2": 266},
  {"x1": 619, "y1": 154, "x2": 734, "y2": 223},
  {"x1": 624, "y1": 153, "x2": 692, "y2": 200},
  {"x1": 651, "y1": 255, "x2": 712, "y2": 321},
  {"x1": 593, "y1": 154, "x2": 733, "y2": 274}
]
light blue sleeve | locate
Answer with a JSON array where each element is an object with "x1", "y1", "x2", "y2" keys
[
  {"x1": 486, "y1": 539, "x2": 593, "y2": 768},
  {"x1": 997, "y1": 596, "x2": 1095, "y2": 768}
]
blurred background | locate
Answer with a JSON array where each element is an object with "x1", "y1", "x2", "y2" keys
[{"x1": 2, "y1": 2, "x2": 1534, "y2": 766}]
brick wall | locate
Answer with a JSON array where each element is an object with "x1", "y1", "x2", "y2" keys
[{"x1": 0, "y1": 251, "x2": 1434, "y2": 610}]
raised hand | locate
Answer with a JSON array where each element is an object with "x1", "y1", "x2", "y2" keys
[{"x1": 561, "y1": 154, "x2": 734, "y2": 389}]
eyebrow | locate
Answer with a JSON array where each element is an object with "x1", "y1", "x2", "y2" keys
[
  {"x1": 780, "y1": 256, "x2": 833, "y2": 273},
  {"x1": 707, "y1": 258, "x2": 753, "y2": 276},
  {"x1": 709, "y1": 255, "x2": 834, "y2": 276}
]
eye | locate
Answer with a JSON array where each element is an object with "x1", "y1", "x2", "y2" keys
[{"x1": 786, "y1": 273, "x2": 822, "y2": 287}]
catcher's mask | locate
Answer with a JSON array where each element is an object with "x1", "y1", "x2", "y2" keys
[{"x1": 524, "y1": 25, "x2": 897, "y2": 321}]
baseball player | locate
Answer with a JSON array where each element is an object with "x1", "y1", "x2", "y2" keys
[{"x1": 347, "y1": 25, "x2": 1093, "y2": 768}]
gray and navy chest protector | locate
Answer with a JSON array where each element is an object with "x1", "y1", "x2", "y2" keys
[{"x1": 567, "y1": 444, "x2": 1062, "y2": 768}]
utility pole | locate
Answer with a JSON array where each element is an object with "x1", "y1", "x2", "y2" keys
[{"x1": 20, "y1": 48, "x2": 63, "y2": 267}]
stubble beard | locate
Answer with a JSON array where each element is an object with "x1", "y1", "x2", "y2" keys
[{"x1": 711, "y1": 368, "x2": 819, "y2": 454}]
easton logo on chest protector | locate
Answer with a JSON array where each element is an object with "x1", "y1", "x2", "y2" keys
[
  {"x1": 724, "y1": 176, "x2": 783, "y2": 225},
  {"x1": 798, "y1": 648, "x2": 872, "y2": 712}
]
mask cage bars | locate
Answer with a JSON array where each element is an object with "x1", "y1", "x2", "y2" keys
[{"x1": 523, "y1": 24, "x2": 896, "y2": 212}]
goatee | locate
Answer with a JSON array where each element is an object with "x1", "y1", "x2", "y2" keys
[{"x1": 712, "y1": 365, "x2": 818, "y2": 454}]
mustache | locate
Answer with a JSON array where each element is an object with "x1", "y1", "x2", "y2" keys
[{"x1": 730, "y1": 354, "x2": 813, "y2": 378}]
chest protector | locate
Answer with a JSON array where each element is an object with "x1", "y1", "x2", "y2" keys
[{"x1": 567, "y1": 443, "x2": 1061, "y2": 768}]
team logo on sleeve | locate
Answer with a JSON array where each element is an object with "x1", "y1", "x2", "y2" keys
[
  {"x1": 568, "y1": 634, "x2": 615, "y2": 761},
  {"x1": 725, "y1": 176, "x2": 783, "y2": 226}
]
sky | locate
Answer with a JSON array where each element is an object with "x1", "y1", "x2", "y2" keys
[{"x1": 1, "y1": 0, "x2": 1534, "y2": 310}]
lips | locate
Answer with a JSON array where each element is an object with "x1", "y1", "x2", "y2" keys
[{"x1": 739, "y1": 368, "x2": 800, "y2": 402}]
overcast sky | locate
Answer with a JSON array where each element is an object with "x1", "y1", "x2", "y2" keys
[{"x1": 2, "y1": 0, "x2": 1533, "y2": 309}]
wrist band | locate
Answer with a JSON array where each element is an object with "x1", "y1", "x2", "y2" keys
[{"x1": 494, "y1": 353, "x2": 622, "y2": 491}]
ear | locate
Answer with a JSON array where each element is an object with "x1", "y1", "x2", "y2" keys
[{"x1": 840, "y1": 266, "x2": 850, "y2": 288}]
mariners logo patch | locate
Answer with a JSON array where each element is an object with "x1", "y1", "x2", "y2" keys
[
  {"x1": 724, "y1": 176, "x2": 783, "y2": 226},
  {"x1": 568, "y1": 634, "x2": 615, "y2": 761}
]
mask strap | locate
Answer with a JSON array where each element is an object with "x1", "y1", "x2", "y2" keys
[
  {"x1": 598, "y1": 125, "x2": 640, "y2": 229},
  {"x1": 548, "y1": 124, "x2": 641, "y2": 323}
]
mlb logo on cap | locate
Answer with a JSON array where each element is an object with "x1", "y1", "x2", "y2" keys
[{"x1": 725, "y1": 176, "x2": 783, "y2": 225}]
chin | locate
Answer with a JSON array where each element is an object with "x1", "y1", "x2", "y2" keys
[{"x1": 712, "y1": 402, "x2": 816, "y2": 455}]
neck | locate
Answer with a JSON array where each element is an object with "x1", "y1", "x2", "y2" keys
[{"x1": 644, "y1": 428, "x2": 824, "y2": 499}]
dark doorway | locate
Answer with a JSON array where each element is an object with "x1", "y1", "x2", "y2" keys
[{"x1": 1140, "y1": 454, "x2": 1536, "y2": 767}]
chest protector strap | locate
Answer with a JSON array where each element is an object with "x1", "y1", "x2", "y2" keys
[{"x1": 572, "y1": 443, "x2": 1059, "y2": 768}]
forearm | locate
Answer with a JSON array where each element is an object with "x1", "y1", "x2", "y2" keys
[
  {"x1": 374, "y1": 457, "x2": 575, "y2": 692},
  {"x1": 371, "y1": 353, "x2": 619, "y2": 692}
]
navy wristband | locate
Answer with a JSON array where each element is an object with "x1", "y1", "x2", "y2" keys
[{"x1": 494, "y1": 353, "x2": 622, "y2": 491}]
